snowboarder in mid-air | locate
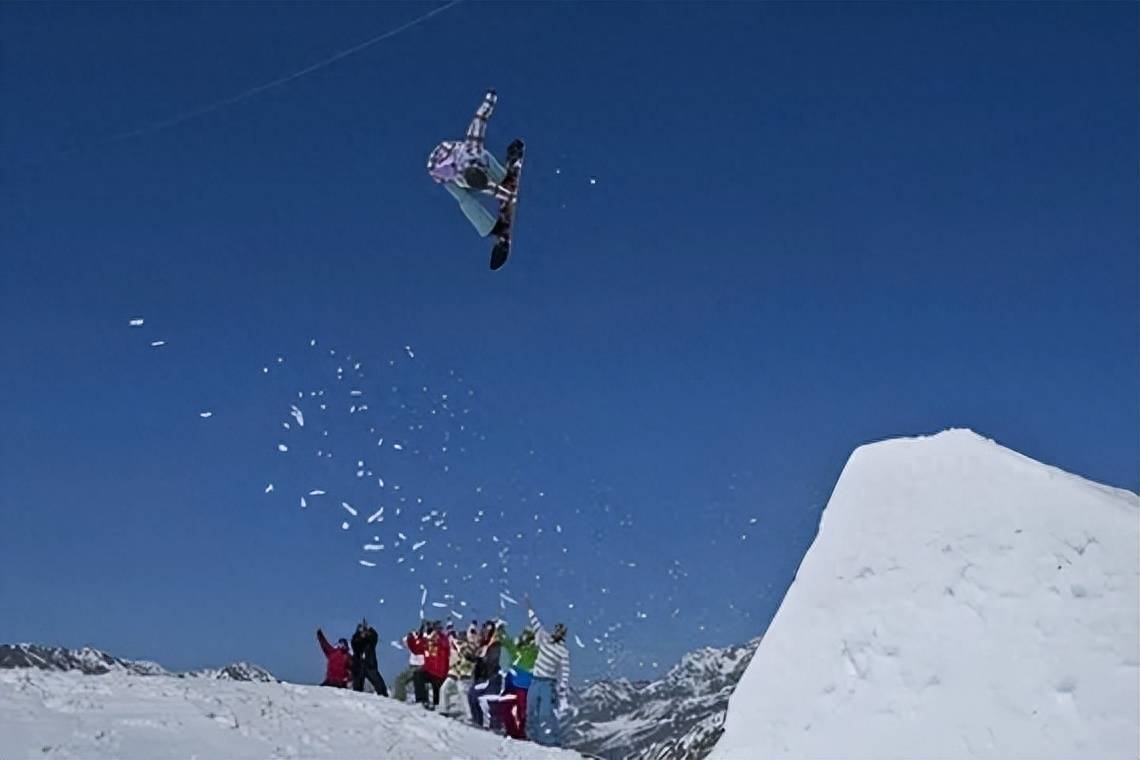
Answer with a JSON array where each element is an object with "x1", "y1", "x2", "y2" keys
[{"x1": 427, "y1": 89, "x2": 525, "y2": 270}]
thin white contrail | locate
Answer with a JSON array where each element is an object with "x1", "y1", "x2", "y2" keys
[{"x1": 75, "y1": 1, "x2": 462, "y2": 152}]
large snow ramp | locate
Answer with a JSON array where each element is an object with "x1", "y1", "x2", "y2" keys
[{"x1": 712, "y1": 429, "x2": 1139, "y2": 760}]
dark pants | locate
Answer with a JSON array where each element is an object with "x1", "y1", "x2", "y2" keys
[
  {"x1": 468, "y1": 672, "x2": 503, "y2": 729},
  {"x1": 501, "y1": 685, "x2": 528, "y2": 739},
  {"x1": 353, "y1": 664, "x2": 389, "y2": 696},
  {"x1": 413, "y1": 669, "x2": 446, "y2": 705}
]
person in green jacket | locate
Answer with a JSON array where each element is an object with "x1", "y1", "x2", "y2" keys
[{"x1": 499, "y1": 625, "x2": 538, "y2": 739}]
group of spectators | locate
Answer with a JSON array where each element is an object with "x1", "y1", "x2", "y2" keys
[{"x1": 316, "y1": 595, "x2": 571, "y2": 747}]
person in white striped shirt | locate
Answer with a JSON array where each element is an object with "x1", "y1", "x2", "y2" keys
[{"x1": 524, "y1": 594, "x2": 570, "y2": 747}]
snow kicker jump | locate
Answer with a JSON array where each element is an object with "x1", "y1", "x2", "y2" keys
[{"x1": 427, "y1": 89, "x2": 525, "y2": 270}]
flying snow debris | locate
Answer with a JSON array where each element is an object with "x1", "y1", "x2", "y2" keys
[
  {"x1": 149, "y1": 340, "x2": 166, "y2": 347},
  {"x1": 574, "y1": 635, "x2": 585, "y2": 649},
  {"x1": 128, "y1": 317, "x2": 145, "y2": 327},
  {"x1": 300, "y1": 497, "x2": 307, "y2": 508},
  {"x1": 589, "y1": 177, "x2": 598, "y2": 185},
  {"x1": 359, "y1": 560, "x2": 376, "y2": 568},
  {"x1": 555, "y1": 524, "x2": 562, "y2": 533},
  {"x1": 392, "y1": 443, "x2": 404, "y2": 451},
  {"x1": 404, "y1": 345, "x2": 415, "y2": 358},
  {"x1": 277, "y1": 443, "x2": 288, "y2": 452},
  {"x1": 412, "y1": 540, "x2": 427, "y2": 551},
  {"x1": 367, "y1": 508, "x2": 383, "y2": 523},
  {"x1": 310, "y1": 339, "x2": 317, "y2": 347},
  {"x1": 451, "y1": 610, "x2": 463, "y2": 619},
  {"x1": 341, "y1": 502, "x2": 358, "y2": 516},
  {"x1": 341, "y1": 521, "x2": 349, "y2": 530},
  {"x1": 420, "y1": 588, "x2": 428, "y2": 605},
  {"x1": 432, "y1": 602, "x2": 447, "y2": 608},
  {"x1": 200, "y1": 411, "x2": 213, "y2": 418},
  {"x1": 290, "y1": 405, "x2": 304, "y2": 426},
  {"x1": 398, "y1": 532, "x2": 408, "y2": 541},
  {"x1": 499, "y1": 593, "x2": 518, "y2": 605},
  {"x1": 350, "y1": 390, "x2": 363, "y2": 397},
  {"x1": 308, "y1": 489, "x2": 326, "y2": 496},
  {"x1": 363, "y1": 544, "x2": 383, "y2": 551},
  {"x1": 264, "y1": 483, "x2": 274, "y2": 493},
  {"x1": 749, "y1": 517, "x2": 758, "y2": 524}
]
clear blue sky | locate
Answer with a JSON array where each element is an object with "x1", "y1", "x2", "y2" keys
[{"x1": 1, "y1": 2, "x2": 1136, "y2": 685}]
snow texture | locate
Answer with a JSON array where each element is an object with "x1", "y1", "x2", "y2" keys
[
  {"x1": 712, "y1": 429, "x2": 1140, "y2": 760},
  {"x1": 0, "y1": 669, "x2": 576, "y2": 759}
]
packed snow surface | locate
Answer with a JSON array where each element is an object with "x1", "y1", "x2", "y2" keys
[
  {"x1": 0, "y1": 669, "x2": 578, "y2": 759},
  {"x1": 713, "y1": 429, "x2": 1139, "y2": 760}
]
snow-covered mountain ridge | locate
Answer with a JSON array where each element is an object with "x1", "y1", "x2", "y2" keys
[
  {"x1": 567, "y1": 637, "x2": 761, "y2": 760},
  {"x1": 0, "y1": 643, "x2": 275, "y2": 682}
]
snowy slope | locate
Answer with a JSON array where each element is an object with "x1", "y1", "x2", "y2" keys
[
  {"x1": 712, "y1": 429, "x2": 1140, "y2": 760},
  {"x1": 567, "y1": 637, "x2": 760, "y2": 760},
  {"x1": 0, "y1": 669, "x2": 578, "y2": 759}
]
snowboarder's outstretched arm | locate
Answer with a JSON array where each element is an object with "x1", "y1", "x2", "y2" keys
[
  {"x1": 464, "y1": 89, "x2": 497, "y2": 155},
  {"x1": 317, "y1": 629, "x2": 333, "y2": 657},
  {"x1": 527, "y1": 605, "x2": 550, "y2": 646}
]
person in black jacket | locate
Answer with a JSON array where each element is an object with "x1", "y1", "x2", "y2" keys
[
  {"x1": 467, "y1": 620, "x2": 505, "y2": 729},
  {"x1": 350, "y1": 619, "x2": 388, "y2": 696}
]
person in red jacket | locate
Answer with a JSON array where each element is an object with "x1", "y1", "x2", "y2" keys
[
  {"x1": 316, "y1": 628, "x2": 352, "y2": 688},
  {"x1": 408, "y1": 620, "x2": 450, "y2": 708}
]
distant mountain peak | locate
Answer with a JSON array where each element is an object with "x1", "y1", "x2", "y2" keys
[
  {"x1": 566, "y1": 636, "x2": 762, "y2": 760},
  {"x1": 0, "y1": 643, "x2": 276, "y2": 682}
]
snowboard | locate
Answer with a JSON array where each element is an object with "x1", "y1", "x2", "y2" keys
[{"x1": 490, "y1": 139, "x2": 525, "y2": 271}]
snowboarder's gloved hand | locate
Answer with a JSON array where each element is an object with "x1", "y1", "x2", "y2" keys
[{"x1": 463, "y1": 165, "x2": 489, "y2": 190}]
